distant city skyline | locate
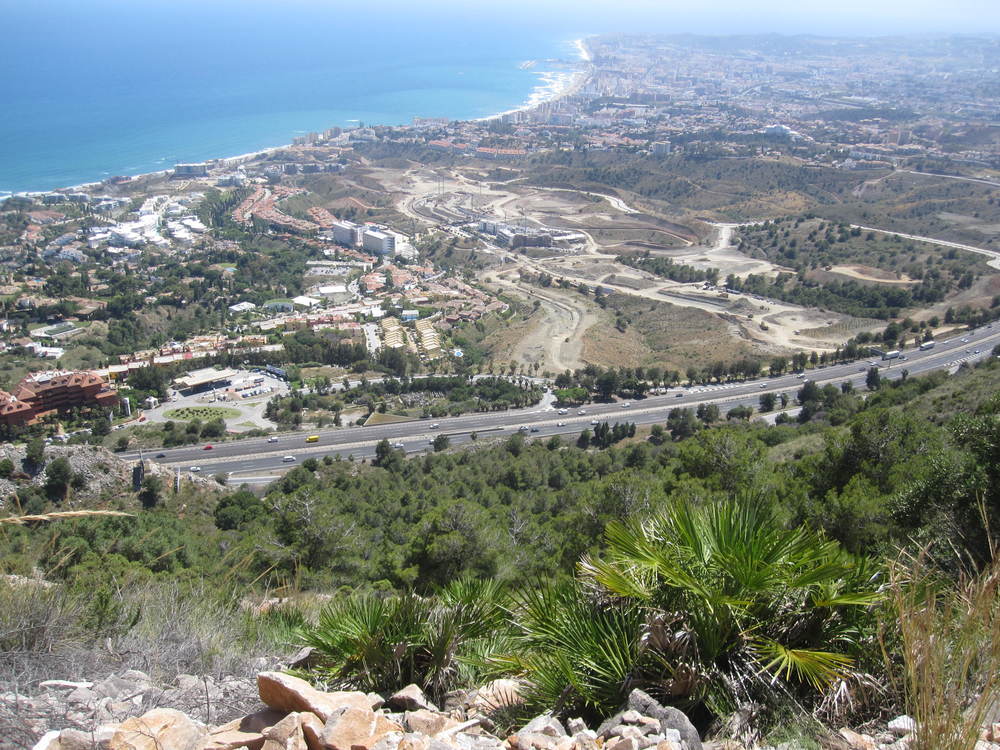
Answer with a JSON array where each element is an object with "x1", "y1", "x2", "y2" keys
[{"x1": 396, "y1": 0, "x2": 1000, "y2": 35}]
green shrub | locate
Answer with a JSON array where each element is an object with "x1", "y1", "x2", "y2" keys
[{"x1": 299, "y1": 578, "x2": 511, "y2": 701}]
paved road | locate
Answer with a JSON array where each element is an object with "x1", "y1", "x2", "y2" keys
[
  {"x1": 123, "y1": 326, "x2": 1000, "y2": 484},
  {"x1": 903, "y1": 170, "x2": 1000, "y2": 189}
]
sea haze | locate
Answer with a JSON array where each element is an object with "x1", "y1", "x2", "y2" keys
[{"x1": 1, "y1": 0, "x2": 579, "y2": 194}]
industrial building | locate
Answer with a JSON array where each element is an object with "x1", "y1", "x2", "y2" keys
[{"x1": 173, "y1": 367, "x2": 239, "y2": 393}]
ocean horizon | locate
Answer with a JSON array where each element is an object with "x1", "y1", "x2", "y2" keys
[{"x1": 1, "y1": 1, "x2": 586, "y2": 195}]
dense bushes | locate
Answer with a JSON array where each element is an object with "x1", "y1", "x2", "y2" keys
[
  {"x1": 300, "y1": 578, "x2": 510, "y2": 701},
  {"x1": 296, "y1": 500, "x2": 879, "y2": 725},
  {"x1": 4, "y1": 361, "x2": 1000, "y2": 738}
]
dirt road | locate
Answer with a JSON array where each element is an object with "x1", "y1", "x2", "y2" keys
[{"x1": 486, "y1": 274, "x2": 599, "y2": 372}]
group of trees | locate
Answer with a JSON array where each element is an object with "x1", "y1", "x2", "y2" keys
[
  {"x1": 577, "y1": 421, "x2": 636, "y2": 450},
  {"x1": 342, "y1": 375, "x2": 542, "y2": 410},
  {"x1": 193, "y1": 362, "x2": 997, "y2": 586},
  {"x1": 617, "y1": 252, "x2": 721, "y2": 284},
  {"x1": 266, "y1": 376, "x2": 543, "y2": 428},
  {"x1": 728, "y1": 216, "x2": 990, "y2": 319},
  {"x1": 6, "y1": 357, "x2": 1000, "y2": 738},
  {"x1": 282, "y1": 330, "x2": 369, "y2": 369},
  {"x1": 552, "y1": 361, "x2": 775, "y2": 401},
  {"x1": 160, "y1": 417, "x2": 227, "y2": 447},
  {"x1": 725, "y1": 272, "x2": 927, "y2": 319}
]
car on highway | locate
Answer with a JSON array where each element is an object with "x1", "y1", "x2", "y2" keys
[
  {"x1": 675, "y1": 392, "x2": 683, "y2": 397},
  {"x1": 518, "y1": 425, "x2": 529, "y2": 432},
  {"x1": 558, "y1": 409, "x2": 568, "y2": 415},
  {"x1": 557, "y1": 422, "x2": 566, "y2": 427},
  {"x1": 155, "y1": 453, "x2": 166, "y2": 458},
  {"x1": 759, "y1": 383, "x2": 766, "y2": 388},
  {"x1": 282, "y1": 456, "x2": 296, "y2": 463},
  {"x1": 578, "y1": 409, "x2": 586, "y2": 415},
  {"x1": 621, "y1": 402, "x2": 631, "y2": 408},
  {"x1": 189, "y1": 466, "x2": 201, "y2": 472},
  {"x1": 203, "y1": 444, "x2": 213, "y2": 450},
  {"x1": 961, "y1": 338, "x2": 970, "y2": 343},
  {"x1": 530, "y1": 427, "x2": 539, "y2": 432},
  {"x1": 430, "y1": 423, "x2": 440, "y2": 429},
  {"x1": 591, "y1": 419, "x2": 599, "y2": 425},
  {"x1": 392, "y1": 442, "x2": 404, "y2": 449},
  {"x1": 267, "y1": 437, "x2": 278, "y2": 443}
]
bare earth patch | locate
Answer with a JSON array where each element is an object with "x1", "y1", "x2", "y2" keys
[
  {"x1": 605, "y1": 295, "x2": 763, "y2": 372},
  {"x1": 483, "y1": 278, "x2": 599, "y2": 372},
  {"x1": 364, "y1": 413, "x2": 418, "y2": 426},
  {"x1": 822, "y1": 265, "x2": 916, "y2": 285}
]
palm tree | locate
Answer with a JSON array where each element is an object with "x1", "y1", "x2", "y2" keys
[
  {"x1": 299, "y1": 578, "x2": 512, "y2": 702},
  {"x1": 495, "y1": 580, "x2": 652, "y2": 718},
  {"x1": 577, "y1": 499, "x2": 881, "y2": 716}
]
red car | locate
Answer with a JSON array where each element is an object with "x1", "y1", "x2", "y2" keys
[{"x1": 203, "y1": 444, "x2": 213, "y2": 450}]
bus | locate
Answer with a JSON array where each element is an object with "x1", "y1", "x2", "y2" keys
[{"x1": 305, "y1": 435, "x2": 319, "y2": 443}]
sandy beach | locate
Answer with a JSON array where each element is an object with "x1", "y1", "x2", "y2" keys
[{"x1": 476, "y1": 36, "x2": 594, "y2": 122}]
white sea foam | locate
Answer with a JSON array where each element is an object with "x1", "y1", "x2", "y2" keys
[{"x1": 478, "y1": 37, "x2": 593, "y2": 122}]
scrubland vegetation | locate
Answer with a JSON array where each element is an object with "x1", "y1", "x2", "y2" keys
[{"x1": 2, "y1": 357, "x2": 1000, "y2": 743}]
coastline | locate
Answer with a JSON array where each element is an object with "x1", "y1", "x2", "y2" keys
[
  {"x1": 9, "y1": 36, "x2": 595, "y2": 198},
  {"x1": 477, "y1": 36, "x2": 594, "y2": 122},
  {"x1": 195, "y1": 36, "x2": 594, "y2": 170}
]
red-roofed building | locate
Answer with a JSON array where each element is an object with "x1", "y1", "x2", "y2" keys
[{"x1": 0, "y1": 370, "x2": 118, "y2": 427}]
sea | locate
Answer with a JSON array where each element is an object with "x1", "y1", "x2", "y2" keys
[
  {"x1": 0, "y1": 0, "x2": 587, "y2": 195},
  {"x1": 5, "y1": 0, "x2": 987, "y2": 195}
]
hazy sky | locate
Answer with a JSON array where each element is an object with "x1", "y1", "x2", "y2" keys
[
  {"x1": 408, "y1": 0, "x2": 1000, "y2": 35},
  {"x1": 4, "y1": 0, "x2": 1000, "y2": 36}
]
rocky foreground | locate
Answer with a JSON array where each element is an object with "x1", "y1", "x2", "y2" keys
[
  {"x1": 26, "y1": 672, "x2": 704, "y2": 750},
  {"x1": 17, "y1": 669, "x2": 1000, "y2": 750}
]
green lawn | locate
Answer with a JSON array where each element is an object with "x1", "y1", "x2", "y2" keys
[{"x1": 163, "y1": 406, "x2": 242, "y2": 421}]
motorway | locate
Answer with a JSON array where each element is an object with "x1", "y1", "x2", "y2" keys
[{"x1": 122, "y1": 325, "x2": 1000, "y2": 485}]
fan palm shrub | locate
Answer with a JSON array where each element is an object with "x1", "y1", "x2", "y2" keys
[
  {"x1": 299, "y1": 577, "x2": 512, "y2": 701},
  {"x1": 581, "y1": 499, "x2": 881, "y2": 714},
  {"x1": 502, "y1": 499, "x2": 881, "y2": 721},
  {"x1": 492, "y1": 579, "x2": 652, "y2": 717}
]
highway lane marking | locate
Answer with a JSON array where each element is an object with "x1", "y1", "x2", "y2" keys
[
  {"x1": 176, "y1": 350, "x2": 999, "y2": 475},
  {"x1": 161, "y1": 426, "x2": 507, "y2": 467},
  {"x1": 143, "y1": 333, "x2": 1000, "y2": 467}
]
